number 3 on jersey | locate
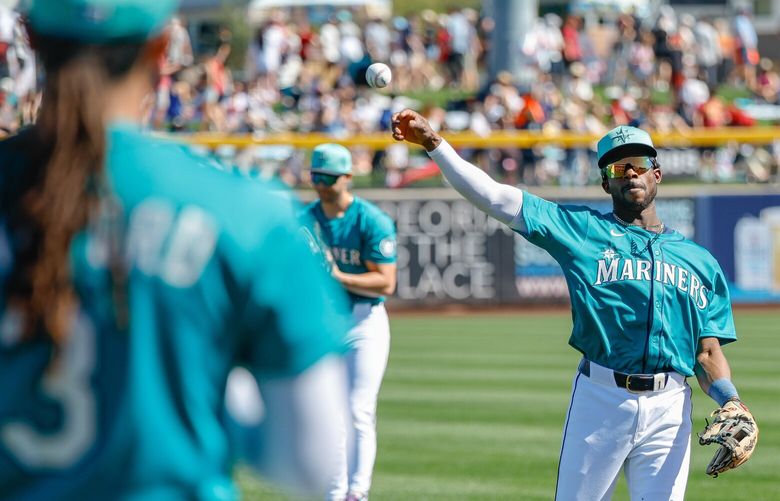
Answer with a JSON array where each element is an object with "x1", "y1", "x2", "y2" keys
[{"x1": 1, "y1": 312, "x2": 96, "y2": 469}]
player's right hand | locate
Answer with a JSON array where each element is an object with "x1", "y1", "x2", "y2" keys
[{"x1": 391, "y1": 109, "x2": 442, "y2": 152}]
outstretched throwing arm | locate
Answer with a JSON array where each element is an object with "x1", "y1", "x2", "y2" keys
[{"x1": 391, "y1": 109, "x2": 525, "y2": 230}]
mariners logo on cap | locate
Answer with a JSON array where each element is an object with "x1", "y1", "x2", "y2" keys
[
  {"x1": 597, "y1": 125, "x2": 657, "y2": 168},
  {"x1": 611, "y1": 127, "x2": 634, "y2": 145}
]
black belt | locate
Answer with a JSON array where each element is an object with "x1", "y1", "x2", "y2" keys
[{"x1": 578, "y1": 359, "x2": 669, "y2": 392}]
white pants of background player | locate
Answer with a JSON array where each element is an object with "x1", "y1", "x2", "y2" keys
[
  {"x1": 327, "y1": 303, "x2": 391, "y2": 501},
  {"x1": 556, "y1": 360, "x2": 692, "y2": 501}
]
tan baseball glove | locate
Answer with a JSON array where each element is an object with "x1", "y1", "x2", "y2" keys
[{"x1": 698, "y1": 399, "x2": 758, "y2": 477}]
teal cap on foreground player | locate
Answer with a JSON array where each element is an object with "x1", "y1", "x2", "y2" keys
[
  {"x1": 23, "y1": 0, "x2": 178, "y2": 43},
  {"x1": 597, "y1": 125, "x2": 658, "y2": 168},
  {"x1": 311, "y1": 144, "x2": 353, "y2": 175}
]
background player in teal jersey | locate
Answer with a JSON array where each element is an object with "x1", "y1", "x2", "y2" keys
[
  {"x1": 391, "y1": 110, "x2": 757, "y2": 500},
  {"x1": 0, "y1": 1, "x2": 351, "y2": 499},
  {"x1": 302, "y1": 144, "x2": 397, "y2": 501}
]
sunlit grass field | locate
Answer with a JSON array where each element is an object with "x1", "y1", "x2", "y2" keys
[{"x1": 240, "y1": 309, "x2": 780, "y2": 500}]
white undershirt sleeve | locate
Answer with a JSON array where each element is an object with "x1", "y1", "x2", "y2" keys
[
  {"x1": 427, "y1": 139, "x2": 526, "y2": 232},
  {"x1": 253, "y1": 356, "x2": 347, "y2": 495}
]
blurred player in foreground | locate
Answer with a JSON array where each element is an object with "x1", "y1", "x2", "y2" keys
[
  {"x1": 303, "y1": 144, "x2": 397, "y2": 501},
  {"x1": 392, "y1": 110, "x2": 757, "y2": 500},
  {"x1": 0, "y1": 0, "x2": 350, "y2": 498}
]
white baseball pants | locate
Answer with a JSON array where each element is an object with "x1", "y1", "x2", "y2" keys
[
  {"x1": 327, "y1": 303, "x2": 391, "y2": 501},
  {"x1": 555, "y1": 360, "x2": 692, "y2": 501}
]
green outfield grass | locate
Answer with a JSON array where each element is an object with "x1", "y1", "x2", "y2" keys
[{"x1": 239, "y1": 309, "x2": 780, "y2": 500}]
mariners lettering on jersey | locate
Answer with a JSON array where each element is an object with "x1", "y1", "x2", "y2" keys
[
  {"x1": 594, "y1": 247, "x2": 709, "y2": 309},
  {"x1": 331, "y1": 246, "x2": 362, "y2": 266}
]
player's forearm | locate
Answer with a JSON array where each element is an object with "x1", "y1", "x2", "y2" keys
[
  {"x1": 333, "y1": 269, "x2": 396, "y2": 296},
  {"x1": 695, "y1": 341, "x2": 732, "y2": 389},
  {"x1": 426, "y1": 139, "x2": 524, "y2": 227},
  {"x1": 695, "y1": 360, "x2": 732, "y2": 394},
  {"x1": 695, "y1": 338, "x2": 738, "y2": 405}
]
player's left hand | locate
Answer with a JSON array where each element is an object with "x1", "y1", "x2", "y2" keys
[{"x1": 698, "y1": 399, "x2": 758, "y2": 477}]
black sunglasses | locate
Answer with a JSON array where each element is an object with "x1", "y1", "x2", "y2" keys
[{"x1": 311, "y1": 173, "x2": 342, "y2": 186}]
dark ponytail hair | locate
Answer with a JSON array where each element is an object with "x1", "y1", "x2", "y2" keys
[{"x1": 7, "y1": 34, "x2": 145, "y2": 344}]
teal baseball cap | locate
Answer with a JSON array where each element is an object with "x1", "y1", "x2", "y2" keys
[
  {"x1": 310, "y1": 144, "x2": 353, "y2": 175},
  {"x1": 597, "y1": 125, "x2": 657, "y2": 168},
  {"x1": 23, "y1": 0, "x2": 178, "y2": 43}
]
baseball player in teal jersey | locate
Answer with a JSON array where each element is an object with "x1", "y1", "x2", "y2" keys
[
  {"x1": 302, "y1": 144, "x2": 397, "y2": 501},
  {"x1": 392, "y1": 110, "x2": 758, "y2": 500},
  {"x1": 0, "y1": 1, "x2": 351, "y2": 499}
]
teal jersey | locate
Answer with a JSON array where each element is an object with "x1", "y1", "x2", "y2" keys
[
  {"x1": 0, "y1": 124, "x2": 350, "y2": 500},
  {"x1": 517, "y1": 192, "x2": 736, "y2": 377},
  {"x1": 303, "y1": 197, "x2": 396, "y2": 305}
]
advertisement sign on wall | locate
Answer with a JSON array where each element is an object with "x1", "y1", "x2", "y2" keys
[
  {"x1": 376, "y1": 199, "x2": 516, "y2": 304},
  {"x1": 696, "y1": 194, "x2": 780, "y2": 302}
]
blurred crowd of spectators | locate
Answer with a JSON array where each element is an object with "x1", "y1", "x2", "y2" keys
[
  {"x1": 2, "y1": 4, "x2": 780, "y2": 187},
  {"x1": 0, "y1": 4, "x2": 36, "y2": 136}
]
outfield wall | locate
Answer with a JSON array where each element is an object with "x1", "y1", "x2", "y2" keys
[{"x1": 349, "y1": 187, "x2": 780, "y2": 306}]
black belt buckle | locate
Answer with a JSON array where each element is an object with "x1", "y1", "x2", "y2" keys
[
  {"x1": 624, "y1": 374, "x2": 643, "y2": 393},
  {"x1": 622, "y1": 373, "x2": 666, "y2": 393}
]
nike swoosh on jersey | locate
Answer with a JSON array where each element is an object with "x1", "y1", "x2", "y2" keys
[{"x1": 610, "y1": 229, "x2": 626, "y2": 237}]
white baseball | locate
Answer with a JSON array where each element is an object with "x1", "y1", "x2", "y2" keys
[{"x1": 366, "y1": 62, "x2": 392, "y2": 89}]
